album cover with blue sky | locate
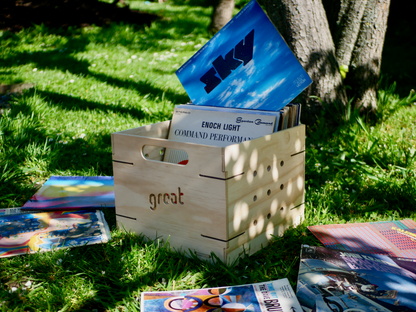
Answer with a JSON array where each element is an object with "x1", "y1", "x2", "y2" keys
[{"x1": 176, "y1": 0, "x2": 312, "y2": 111}]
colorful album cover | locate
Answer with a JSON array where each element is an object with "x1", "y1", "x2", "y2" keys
[
  {"x1": 0, "y1": 210, "x2": 111, "y2": 257},
  {"x1": 296, "y1": 245, "x2": 416, "y2": 312},
  {"x1": 308, "y1": 219, "x2": 416, "y2": 258},
  {"x1": 0, "y1": 207, "x2": 37, "y2": 216},
  {"x1": 175, "y1": 0, "x2": 311, "y2": 112},
  {"x1": 391, "y1": 257, "x2": 416, "y2": 275},
  {"x1": 141, "y1": 278, "x2": 302, "y2": 312},
  {"x1": 22, "y1": 176, "x2": 115, "y2": 210}
]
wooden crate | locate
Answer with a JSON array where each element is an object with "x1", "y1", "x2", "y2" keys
[{"x1": 111, "y1": 121, "x2": 305, "y2": 263}]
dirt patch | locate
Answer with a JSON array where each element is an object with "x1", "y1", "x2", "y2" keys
[
  {"x1": 0, "y1": 83, "x2": 35, "y2": 114},
  {"x1": 0, "y1": 83, "x2": 35, "y2": 94},
  {"x1": 0, "y1": 0, "x2": 158, "y2": 33}
]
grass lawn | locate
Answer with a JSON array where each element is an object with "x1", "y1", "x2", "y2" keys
[{"x1": 1, "y1": 0, "x2": 416, "y2": 311}]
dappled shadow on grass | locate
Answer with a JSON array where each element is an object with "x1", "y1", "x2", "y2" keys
[
  {"x1": 45, "y1": 133, "x2": 114, "y2": 177},
  {"x1": 90, "y1": 73, "x2": 190, "y2": 106},
  {"x1": 0, "y1": 231, "x2": 212, "y2": 311},
  {"x1": 0, "y1": 0, "x2": 158, "y2": 33},
  {"x1": 0, "y1": 100, "x2": 46, "y2": 207},
  {"x1": 189, "y1": 223, "x2": 321, "y2": 290},
  {"x1": 0, "y1": 225, "x2": 319, "y2": 311},
  {"x1": 0, "y1": 95, "x2": 118, "y2": 207},
  {"x1": 5, "y1": 48, "x2": 92, "y2": 77},
  {"x1": 1, "y1": 82, "x2": 179, "y2": 187},
  {"x1": 3, "y1": 49, "x2": 190, "y2": 109},
  {"x1": 303, "y1": 102, "x2": 416, "y2": 224},
  {"x1": 1, "y1": 45, "x2": 189, "y2": 106},
  {"x1": 0, "y1": 159, "x2": 39, "y2": 208},
  {"x1": 37, "y1": 90, "x2": 147, "y2": 120},
  {"x1": 352, "y1": 176, "x2": 416, "y2": 217},
  {"x1": 0, "y1": 0, "x2": 212, "y2": 39},
  {"x1": 34, "y1": 89, "x2": 178, "y2": 128},
  {"x1": 169, "y1": 0, "x2": 213, "y2": 7}
]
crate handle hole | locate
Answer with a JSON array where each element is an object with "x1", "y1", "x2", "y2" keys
[
  {"x1": 280, "y1": 160, "x2": 284, "y2": 167},
  {"x1": 280, "y1": 184, "x2": 284, "y2": 190},
  {"x1": 253, "y1": 195, "x2": 257, "y2": 202},
  {"x1": 142, "y1": 145, "x2": 188, "y2": 165},
  {"x1": 267, "y1": 189, "x2": 271, "y2": 196}
]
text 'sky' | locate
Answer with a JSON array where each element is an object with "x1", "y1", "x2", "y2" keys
[{"x1": 200, "y1": 29, "x2": 255, "y2": 94}]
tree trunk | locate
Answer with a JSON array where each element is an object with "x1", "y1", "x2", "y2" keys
[
  {"x1": 264, "y1": 0, "x2": 347, "y2": 122},
  {"x1": 348, "y1": 0, "x2": 390, "y2": 110},
  {"x1": 335, "y1": 0, "x2": 368, "y2": 69},
  {"x1": 209, "y1": 0, "x2": 235, "y2": 34},
  {"x1": 263, "y1": 0, "x2": 391, "y2": 118}
]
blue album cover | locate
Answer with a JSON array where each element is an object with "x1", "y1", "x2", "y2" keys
[{"x1": 176, "y1": 0, "x2": 312, "y2": 111}]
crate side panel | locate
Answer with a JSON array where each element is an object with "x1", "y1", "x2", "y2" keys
[
  {"x1": 112, "y1": 121, "x2": 170, "y2": 160},
  {"x1": 223, "y1": 125, "x2": 305, "y2": 178},
  {"x1": 223, "y1": 125, "x2": 305, "y2": 259},
  {"x1": 112, "y1": 133, "x2": 226, "y2": 179},
  {"x1": 117, "y1": 217, "x2": 227, "y2": 262},
  {"x1": 225, "y1": 204, "x2": 304, "y2": 263},
  {"x1": 226, "y1": 151, "x2": 304, "y2": 208},
  {"x1": 113, "y1": 161, "x2": 228, "y2": 241},
  {"x1": 114, "y1": 120, "x2": 171, "y2": 138},
  {"x1": 226, "y1": 194, "x2": 304, "y2": 252},
  {"x1": 226, "y1": 152, "x2": 305, "y2": 239}
]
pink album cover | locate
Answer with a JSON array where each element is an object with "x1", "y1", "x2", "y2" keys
[{"x1": 308, "y1": 219, "x2": 416, "y2": 258}]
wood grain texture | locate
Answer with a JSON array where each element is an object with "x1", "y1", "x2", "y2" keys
[
  {"x1": 225, "y1": 204, "x2": 304, "y2": 263},
  {"x1": 117, "y1": 216, "x2": 227, "y2": 261},
  {"x1": 112, "y1": 122, "x2": 305, "y2": 263},
  {"x1": 224, "y1": 125, "x2": 305, "y2": 260}
]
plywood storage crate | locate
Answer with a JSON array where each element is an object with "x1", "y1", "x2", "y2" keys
[{"x1": 111, "y1": 121, "x2": 305, "y2": 263}]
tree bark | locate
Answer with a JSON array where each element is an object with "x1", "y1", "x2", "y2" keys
[
  {"x1": 264, "y1": 0, "x2": 347, "y2": 121},
  {"x1": 209, "y1": 0, "x2": 235, "y2": 34},
  {"x1": 335, "y1": 0, "x2": 368, "y2": 69},
  {"x1": 263, "y1": 0, "x2": 391, "y2": 118},
  {"x1": 349, "y1": 0, "x2": 390, "y2": 110}
]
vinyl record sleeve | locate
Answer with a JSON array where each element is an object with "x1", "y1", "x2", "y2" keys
[
  {"x1": 296, "y1": 245, "x2": 416, "y2": 311},
  {"x1": 0, "y1": 210, "x2": 111, "y2": 257},
  {"x1": 308, "y1": 219, "x2": 416, "y2": 258},
  {"x1": 22, "y1": 176, "x2": 115, "y2": 210},
  {"x1": 141, "y1": 278, "x2": 302, "y2": 312},
  {"x1": 175, "y1": 0, "x2": 311, "y2": 111}
]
